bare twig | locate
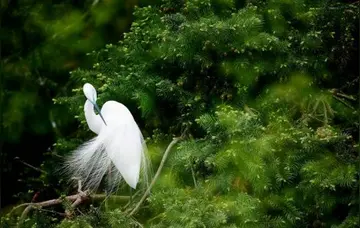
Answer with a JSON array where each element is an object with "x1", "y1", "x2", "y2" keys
[
  {"x1": 129, "y1": 136, "x2": 184, "y2": 216},
  {"x1": 14, "y1": 157, "x2": 47, "y2": 174},
  {"x1": 13, "y1": 179, "x2": 129, "y2": 224},
  {"x1": 333, "y1": 96, "x2": 355, "y2": 110},
  {"x1": 18, "y1": 193, "x2": 83, "y2": 223},
  {"x1": 14, "y1": 193, "x2": 129, "y2": 222}
]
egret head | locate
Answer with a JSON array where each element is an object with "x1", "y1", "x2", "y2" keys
[
  {"x1": 83, "y1": 83, "x2": 107, "y2": 126},
  {"x1": 83, "y1": 83, "x2": 97, "y2": 102}
]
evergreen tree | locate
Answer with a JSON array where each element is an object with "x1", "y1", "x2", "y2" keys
[{"x1": 3, "y1": 0, "x2": 358, "y2": 227}]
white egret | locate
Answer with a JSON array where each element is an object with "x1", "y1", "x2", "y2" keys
[{"x1": 63, "y1": 83, "x2": 151, "y2": 193}]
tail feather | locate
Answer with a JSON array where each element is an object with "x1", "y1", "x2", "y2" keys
[
  {"x1": 63, "y1": 120, "x2": 152, "y2": 192},
  {"x1": 63, "y1": 136, "x2": 111, "y2": 191},
  {"x1": 140, "y1": 131, "x2": 152, "y2": 189}
]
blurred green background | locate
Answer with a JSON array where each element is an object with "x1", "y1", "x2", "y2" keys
[
  {"x1": 0, "y1": 0, "x2": 359, "y2": 227},
  {"x1": 0, "y1": 0, "x2": 161, "y2": 209}
]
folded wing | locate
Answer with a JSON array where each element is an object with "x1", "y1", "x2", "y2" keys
[{"x1": 102, "y1": 119, "x2": 143, "y2": 189}]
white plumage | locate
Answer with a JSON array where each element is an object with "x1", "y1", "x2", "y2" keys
[{"x1": 63, "y1": 83, "x2": 151, "y2": 192}]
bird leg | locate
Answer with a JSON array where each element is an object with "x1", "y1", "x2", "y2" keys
[
  {"x1": 104, "y1": 166, "x2": 112, "y2": 210},
  {"x1": 129, "y1": 187, "x2": 133, "y2": 205},
  {"x1": 108, "y1": 165, "x2": 112, "y2": 191},
  {"x1": 77, "y1": 179, "x2": 83, "y2": 193}
]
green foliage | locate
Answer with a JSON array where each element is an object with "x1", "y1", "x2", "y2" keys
[
  {"x1": 55, "y1": 0, "x2": 358, "y2": 136},
  {"x1": 53, "y1": 0, "x2": 358, "y2": 226},
  {"x1": 158, "y1": 93, "x2": 357, "y2": 227},
  {"x1": 55, "y1": 208, "x2": 139, "y2": 228},
  {"x1": 1, "y1": 0, "x2": 162, "y2": 209},
  {"x1": 148, "y1": 188, "x2": 263, "y2": 227},
  {"x1": 0, "y1": 207, "x2": 141, "y2": 228},
  {"x1": 5, "y1": 0, "x2": 358, "y2": 227}
]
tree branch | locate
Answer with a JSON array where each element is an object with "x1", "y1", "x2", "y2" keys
[
  {"x1": 14, "y1": 157, "x2": 47, "y2": 174},
  {"x1": 12, "y1": 179, "x2": 130, "y2": 224},
  {"x1": 16, "y1": 192, "x2": 86, "y2": 223},
  {"x1": 13, "y1": 129, "x2": 188, "y2": 223},
  {"x1": 129, "y1": 136, "x2": 183, "y2": 216}
]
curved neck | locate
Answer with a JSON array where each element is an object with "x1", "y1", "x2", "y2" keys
[{"x1": 84, "y1": 99, "x2": 102, "y2": 135}]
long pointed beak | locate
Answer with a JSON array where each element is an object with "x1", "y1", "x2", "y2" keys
[{"x1": 92, "y1": 101, "x2": 107, "y2": 126}]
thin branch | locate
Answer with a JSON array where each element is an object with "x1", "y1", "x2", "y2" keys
[
  {"x1": 311, "y1": 99, "x2": 320, "y2": 115},
  {"x1": 14, "y1": 157, "x2": 47, "y2": 174},
  {"x1": 123, "y1": 191, "x2": 141, "y2": 210},
  {"x1": 13, "y1": 179, "x2": 130, "y2": 224},
  {"x1": 92, "y1": 0, "x2": 99, "y2": 7},
  {"x1": 9, "y1": 203, "x2": 32, "y2": 216},
  {"x1": 129, "y1": 136, "x2": 183, "y2": 216},
  {"x1": 17, "y1": 194, "x2": 80, "y2": 223},
  {"x1": 333, "y1": 96, "x2": 355, "y2": 110},
  {"x1": 190, "y1": 165, "x2": 198, "y2": 188},
  {"x1": 322, "y1": 101, "x2": 328, "y2": 124},
  {"x1": 91, "y1": 195, "x2": 129, "y2": 201},
  {"x1": 335, "y1": 92, "x2": 356, "y2": 101},
  {"x1": 37, "y1": 208, "x2": 66, "y2": 216},
  {"x1": 14, "y1": 193, "x2": 130, "y2": 221},
  {"x1": 52, "y1": 153, "x2": 64, "y2": 159}
]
